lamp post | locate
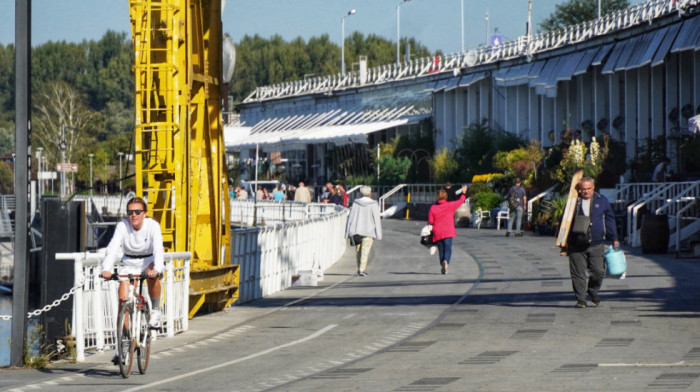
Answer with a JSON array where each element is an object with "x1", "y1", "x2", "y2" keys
[
  {"x1": 60, "y1": 124, "x2": 67, "y2": 197},
  {"x1": 118, "y1": 151, "x2": 124, "y2": 194},
  {"x1": 88, "y1": 153, "x2": 94, "y2": 198},
  {"x1": 36, "y1": 147, "x2": 43, "y2": 196},
  {"x1": 341, "y1": 9, "x2": 356, "y2": 76},
  {"x1": 460, "y1": 0, "x2": 465, "y2": 52},
  {"x1": 396, "y1": 0, "x2": 410, "y2": 66}
]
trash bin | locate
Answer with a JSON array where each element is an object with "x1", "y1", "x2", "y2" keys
[{"x1": 641, "y1": 214, "x2": 669, "y2": 254}]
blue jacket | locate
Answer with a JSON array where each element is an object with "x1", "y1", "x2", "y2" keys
[{"x1": 571, "y1": 192, "x2": 618, "y2": 245}]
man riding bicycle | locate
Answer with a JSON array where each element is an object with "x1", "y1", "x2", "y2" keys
[{"x1": 101, "y1": 196, "x2": 164, "y2": 364}]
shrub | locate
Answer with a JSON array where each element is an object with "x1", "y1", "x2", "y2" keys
[
  {"x1": 472, "y1": 191, "x2": 502, "y2": 211},
  {"x1": 467, "y1": 182, "x2": 492, "y2": 197}
]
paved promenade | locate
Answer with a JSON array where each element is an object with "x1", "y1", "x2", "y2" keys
[{"x1": 1, "y1": 219, "x2": 699, "y2": 391}]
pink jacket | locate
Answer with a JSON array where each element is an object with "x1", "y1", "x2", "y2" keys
[{"x1": 428, "y1": 195, "x2": 466, "y2": 241}]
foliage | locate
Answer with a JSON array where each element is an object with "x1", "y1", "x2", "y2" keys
[
  {"x1": 345, "y1": 174, "x2": 376, "y2": 186},
  {"x1": 550, "y1": 195, "x2": 568, "y2": 223},
  {"x1": 471, "y1": 191, "x2": 503, "y2": 211},
  {"x1": 455, "y1": 119, "x2": 524, "y2": 182},
  {"x1": 376, "y1": 154, "x2": 411, "y2": 186},
  {"x1": 430, "y1": 148, "x2": 459, "y2": 183},
  {"x1": 471, "y1": 173, "x2": 501, "y2": 183},
  {"x1": 539, "y1": 0, "x2": 631, "y2": 32},
  {"x1": 489, "y1": 173, "x2": 515, "y2": 196},
  {"x1": 466, "y1": 182, "x2": 493, "y2": 198},
  {"x1": 553, "y1": 136, "x2": 609, "y2": 190},
  {"x1": 597, "y1": 137, "x2": 626, "y2": 187},
  {"x1": 395, "y1": 119, "x2": 435, "y2": 182},
  {"x1": 24, "y1": 325, "x2": 54, "y2": 369},
  {"x1": 493, "y1": 140, "x2": 545, "y2": 183},
  {"x1": 0, "y1": 121, "x2": 13, "y2": 156},
  {"x1": 0, "y1": 161, "x2": 12, "y2": 193}
]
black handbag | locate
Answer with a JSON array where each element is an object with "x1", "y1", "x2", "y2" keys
[
  {"x1": 349, "y1": 234, "x2": 363, "y2": 246},
  {"x1": 571, "y1": 214, "x2": 592, "y2": 246},
  {"x1": 420, "y1": 232, "x2": 434, "y2": 247}
]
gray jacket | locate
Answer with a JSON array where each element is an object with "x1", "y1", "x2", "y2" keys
[{"x1": 345, "y1": 197, "x2": 383, "y2": 240}]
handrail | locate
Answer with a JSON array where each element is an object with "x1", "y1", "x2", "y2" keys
[
  {"x1": 243, "y1": 0, "x2": 699, "y2": 103},
  {"x1": 379, "y1": 184, "x2": 407, "y2": 214},
  {"x1": 528, "y1": 185, "x2": 557, "y2": 222},
  {"x1": 627, "y1": 183, "x2": 674, "y2": 246},
  {"x1": 675, "y1": 198, "x2": 699, "y2": 253}
]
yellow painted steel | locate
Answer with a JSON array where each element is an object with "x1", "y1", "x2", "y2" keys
[{"x1": 128, "y1": 0, "x2": 237, "y2": 317}]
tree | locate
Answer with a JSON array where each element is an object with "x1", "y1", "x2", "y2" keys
[
  {"x1": 455, "y1": 119, "x2": 524, "y2": 181},
  {"x1": 539, "y1": 0, "x2": 630, "y2": 32},
  {"x1": 431, "y1": 148, "x2": 459, "y2": 183},
  {"x1": 0, "y1": 161, "x2": 12, "y2": 194},
  {"x1": 32, "y1": 81, "x2": 98, "y2": 169}
]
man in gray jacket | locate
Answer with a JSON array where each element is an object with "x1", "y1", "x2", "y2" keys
[{"x1": 345, "y1": 186, "x2": 382, "y2": 276}]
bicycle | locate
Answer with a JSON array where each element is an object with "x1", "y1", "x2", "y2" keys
[{"x1": 105, "y1": 272, "x2": 153, "y2": 378}]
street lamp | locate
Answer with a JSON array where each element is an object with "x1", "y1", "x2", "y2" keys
[
  {"x1": 341, "y1": 9, "x2": 356, "y2": 76},
  {"x1": 88, "y1": 153, "x2": 94, "y2": 198},
  {"x1": 461, "y1": 0, "x2": 465, "y2": 52},
  {"x1": 118, "y1": 151, "x2": 124, "y2": 194},
  {"x1": 396, "y1": 0, "x2": 411, "y2": 66},
  {"x1": 36, "y1": 147, "x2": 43, "y2": 196},
  {"x1": 60, "y1": 124, "x2": 67, "y2": 197}
]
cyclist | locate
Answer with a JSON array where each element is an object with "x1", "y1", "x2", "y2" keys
[{"x1": 101, "y1": 196, "x2": 164, "y2": 364}]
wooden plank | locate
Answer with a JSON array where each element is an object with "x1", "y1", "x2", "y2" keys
[{"x1": 556, "y1": 169, "x2": 584, "y2": 250}]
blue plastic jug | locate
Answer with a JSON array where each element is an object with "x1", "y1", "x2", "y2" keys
[{"x1": 605, "y1": 246, "x2": 626, "y2": 276}]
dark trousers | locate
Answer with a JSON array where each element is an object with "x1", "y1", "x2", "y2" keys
[{"x1": 568, "y1": 243, "x2": 606, "y2": 302}]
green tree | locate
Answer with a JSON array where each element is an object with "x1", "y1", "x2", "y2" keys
[
  {"x1": 455, "y1": 119, "x2": 523, "y2": 181},
  {"x1": 430, "y1": 148, "x2": 459, "y2": 183},
  {"x1": 0, "y1": 161, "x2": 12, "y2": 193},
  {"x1": 539, "y1": 0, "x2": 630, "y2": 32}
]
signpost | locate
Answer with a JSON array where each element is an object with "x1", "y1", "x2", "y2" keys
[{"x1": 56, "y1": 163, "x2": 78, "y2": 172}]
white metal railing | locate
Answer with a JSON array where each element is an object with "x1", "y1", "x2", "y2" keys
[
  {"x1": 379, "y1": 184, "x2": 407, "y2": 214},
  {"x1": 244, "y1": 0, "x2": 698, "y2": 103},
  {"x1": 230, "y1": 199, "x2": 342, "y2": 226},
  {"x1": 626, "y1": 182, "x2": 698, "y2": 247},
  {"x1": 675, "y1": 198, "x2": 700, "y2": 253},
  {"x1": 231, "y1": 204, "x2": 348, "y2": 303},
  {"x1": 527, "y1": 185, "x2": 557, "y2": 222},
  {"x1": 54, "y1": 251, "x2": 191, "y2": 362}
]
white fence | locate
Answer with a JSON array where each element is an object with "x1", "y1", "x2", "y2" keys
[
  {"x1": 54, "y1": 252, "x2": 191, "y2": 362},
  {"x1": 231, "y1": 200, "x2": 348, "y2": 303}
]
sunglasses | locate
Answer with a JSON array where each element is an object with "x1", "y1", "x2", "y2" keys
[{"x1": 126, "y1": 209, "x2": 144, "y2": 216}]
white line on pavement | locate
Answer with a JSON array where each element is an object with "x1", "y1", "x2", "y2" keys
[{"x1": 122, "y1": 324, "x2": 338, "y2": 392}]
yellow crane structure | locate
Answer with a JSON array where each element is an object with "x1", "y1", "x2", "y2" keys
[{"x1": 128, "y1": 0, "x2": 238, "y2": 317}]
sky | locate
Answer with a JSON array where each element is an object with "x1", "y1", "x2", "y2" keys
[{"x1": 1, "y1": 0, "x2": 647, "y2": 54}]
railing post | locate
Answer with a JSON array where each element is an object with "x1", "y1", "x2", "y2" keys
[
  {"x1": 183, "y1": 258, "x2": 190, "y2": 331},
  {"x1": 93, "y1": 266, "x2": 105, "y2": 351},
  {"x1": 74, "y1": 256, "x2": 85, "y2": 362},
  {"x1": 166, "y1": 257, "x2": 175, "y2": 337}
]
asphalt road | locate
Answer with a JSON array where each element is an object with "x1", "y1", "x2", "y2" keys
[{"x1": 2, "y1": 219, "x2": 700, "y2": 391}]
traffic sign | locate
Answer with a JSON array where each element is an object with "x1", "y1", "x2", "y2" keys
[{"x1": 56, "y1": 163, "x2": 78, "y2": 172}]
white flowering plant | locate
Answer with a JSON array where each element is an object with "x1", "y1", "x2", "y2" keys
[{"x1": 554, "y1": 135, "x2": 609, "y2": 188}]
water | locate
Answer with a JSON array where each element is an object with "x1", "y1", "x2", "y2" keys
[{"x1": 1, "y1": 296, "x2": 10, "y2": 366}]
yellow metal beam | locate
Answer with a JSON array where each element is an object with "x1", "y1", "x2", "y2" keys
[{"x1": 129, "y1": 0, "x2": 236, "y2": 317}]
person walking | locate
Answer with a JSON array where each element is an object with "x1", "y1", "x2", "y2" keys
[
  {"x1": 272, "y1": 184, "x2": 286, "y2": 201},
  {"x1": 345, "y1": 186, "x2": 382, "y2": 276},
  {"x1": 294, "y1": 181, "x2": 312, "y2": 202},
  {"x1": 101, "y1": 197, "x2": 164, "y2": 364},
  {"x1": 652, "y1": 157, "x2": 671, "y2": 182},
  {"x1": 428, "y1": 185, "x2": 468, "y2": 274},
  {"x1": 506, "y1": 178, "x2": 527, "y2": 237},
  {"x1": 566, "y1": 177, "x2": 619, "y2": 308}
]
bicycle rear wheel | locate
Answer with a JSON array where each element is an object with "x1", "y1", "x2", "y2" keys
[
  {"x1": 116, "y1": 303, "x2": 134, "y2": 378},
  {"x1": 137, "y1": 305, "x2": 151, "y2": 374}
]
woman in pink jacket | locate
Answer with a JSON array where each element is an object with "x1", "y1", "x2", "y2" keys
[{"x1": 428, "y1": 185, "x2": 467, "y2": 274}]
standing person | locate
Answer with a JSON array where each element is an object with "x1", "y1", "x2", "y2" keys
[
  {"x1": 228, "y1": 184, "x2": 236, "y2": 200},
  {"x1": 506, "y1": 178, "x2": 527, "y2": 237},
  {"x1": 272, "y1": 184, "x2": 285, "y2": 201},
  {"x1": 256, "y1": 185, "x2": 264, "y2": 200},
  {"x1": 566, "y1": 177, "x2": 619, "y2": 308},
  {"x1": 329, "y1": 186, "x2": 343, "y2": 206},
  {"x1": 428, "y1": 185, "x2": 468, "y2": 274},
  {"x1": 124, "y1": 187, "x2": 136, "y2": 200},
  {"x1": 321, "y1": 182, "x2": 333, "y2": 203},
  {"x1": 101, "y1": 197, "x2": 164, "y2": 364},
  {"x1": 345, "y1": 186, "x2": 382, "y2": 276},
  {"x1": 294, "y1": 181, "x2": 312, "y2": 202},
  {"x1": 443, "y1": 182, "x2": 458, "y2": 201},
  {"x1": 237, "y1": 185, "x2": 248, "y2": 200},
  {"x1": 286, "y1": 184, "x2": 296, "y2": 201},
  {"x1": 337, "y1": 184, "x2": 349, "y2": 207},
  {"x1": 652, "y1": 157, "x2": 671, "y2": 182}
]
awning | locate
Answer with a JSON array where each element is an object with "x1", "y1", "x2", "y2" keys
[
  {"x1": 554, "y1": 51, "x2": 585, "y2": 82},
  {"x1": 670, "y1": 14, "x2": 700, "y2": 53},
  {"x1": 443, "y1": 77, "x2": 461, "y2": 91},
  {"x1": 494, "y1": 63, "x2": 534, "y2": 87},
  {"x1": 458, "y1": 72, "x2": 487, "y2": 87},
  {"x1": 591, "y1": 43, "x2": 613, "y2": 66},
  {"x1": 572, "y1": 47, "x2": 600, "y2": 76},
  {"x1": 652, "y1": 22, "x2": 681, "y2": 67},
  {"x1": 601, "y1": 41, "x2": 626, "y2": 74},
  {"x1": 613, "y1": 35, "x2": 641, "y2": 72},
  {"x1": 433, "y1": 79, "x2": 450, "y2": 92},
  {"x1": 628, "y1": 27, "x2": 669, "y2": 69}
]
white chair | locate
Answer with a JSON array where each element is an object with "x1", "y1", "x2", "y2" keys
[
  {"x1": 475, "y1": 208, "x2": 490, "y2": 229},
  {"x1": 496, "y1": 208, "x2": 510, "y2": 230}
]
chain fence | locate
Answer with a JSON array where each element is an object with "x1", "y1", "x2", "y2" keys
[{"x1": 0, "y1": 278, "x2": 85, "y2": 321}]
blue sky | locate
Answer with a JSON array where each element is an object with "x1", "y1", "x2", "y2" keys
[{"x1": 1, "y1": 0, "x2": 645, "y2": 54}]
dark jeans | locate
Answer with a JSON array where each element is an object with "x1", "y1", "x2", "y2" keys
[
  {"x1": 436, "y1": 237, "x2": 453, "y2": 264},
  {"x1": 568, "y1": 243, "x2": 606, "y2": 302}
]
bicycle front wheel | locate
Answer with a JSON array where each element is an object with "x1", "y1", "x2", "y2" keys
[
  {"x1": 116, "y1": 303, "x2": 134, "y2": 378},
  {"x1": 137, "y1": 305, "x2": 151, "y2": 374}
]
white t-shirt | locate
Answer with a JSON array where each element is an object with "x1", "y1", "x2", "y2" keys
[{"x1": 101, "y1": 217, "x2": 165, "y2": 275}]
